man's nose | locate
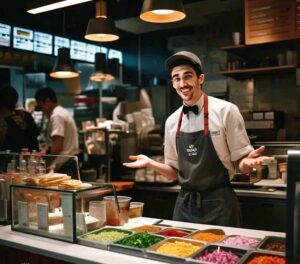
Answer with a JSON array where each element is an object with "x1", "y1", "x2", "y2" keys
[{"x1": 179, "y1": 78, "x2": 188, "y2": 87}]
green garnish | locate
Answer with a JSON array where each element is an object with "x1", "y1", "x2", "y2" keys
[{"x1": 115, "y1": 232, "x2": 163, "y2": 249}]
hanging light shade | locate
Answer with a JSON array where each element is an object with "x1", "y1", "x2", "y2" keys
[
  {"x1": 50, "y1": 47, "x2": 79, "y2": 78},
  {"x1": 140, "y1": 0, "x2": 186, "y2": 23},
  {"x1": 85, "y1": 0, "x2": 119, "y2": 42},
  {"x1": 90, "y1": 52, "x2": 114, "y2": 82}
]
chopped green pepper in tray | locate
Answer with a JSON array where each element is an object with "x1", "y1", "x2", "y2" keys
[
  {"x1": 115, "y1": 232, "x2": 164, "y2": 249},
  {"x1": 83, "y1": 229, "x2": 131, "y2": 243}
]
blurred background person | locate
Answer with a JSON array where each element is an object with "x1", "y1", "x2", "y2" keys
[
  {"x1": 34, "y1": 86, "x2": 79, "y2": 156},
  {"x1": 0, "y1": 84, "x2": 39, "y2": 152},
  {"x1": 34, "y1": 87, "x2": 79, "y2": 178}
]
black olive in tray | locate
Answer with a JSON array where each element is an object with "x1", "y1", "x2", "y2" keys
[{"x1": 257, "y1": 236, "x2": 286, "y2": 253}]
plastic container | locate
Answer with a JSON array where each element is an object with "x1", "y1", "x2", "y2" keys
[
  {"x1": 103, "y1": 196, "x2": 131, "y2": 226},
  {"x1": 129, "y1": 202, "x2": 144, "y2": 218}
]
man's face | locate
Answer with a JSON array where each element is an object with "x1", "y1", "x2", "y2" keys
[
  {"x1": 171, "y1": 64, "x2": 204, "y2": 105},
  {"x1": 36, "y1": 99, "x2": 52, "y2": 118}
]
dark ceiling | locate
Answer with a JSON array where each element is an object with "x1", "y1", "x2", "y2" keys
[{"x1": 0, "y1": 0, "x2": 241, "y2": 40}]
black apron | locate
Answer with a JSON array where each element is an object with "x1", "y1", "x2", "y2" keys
[{"x1": 173, "y1": 94, "x2": 241, "y2": 227}]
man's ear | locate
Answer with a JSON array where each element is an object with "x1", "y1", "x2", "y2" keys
[{"x1": 199, "y1": 73, "x2": 205, "y2": 85}]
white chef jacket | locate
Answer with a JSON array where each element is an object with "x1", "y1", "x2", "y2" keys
[
  {"x1": 164, "y1": 95, "x2": 254, "y2": 179},
  {"x1": 47, "y1": 105, "x2": 79, "y2": 155}
]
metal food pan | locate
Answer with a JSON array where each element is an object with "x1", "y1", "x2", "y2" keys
[
  {"x1": 257, "y1": 236, "x2": 286, "y2": 253},
  {"x1": 240, "y1": 250, "x2": 286, "y2": 264},
  {"x1": 77, "y1": 227, "x2": 133, "y2": 250},
  {"x1": 187, "y1": 243, "x2": 249, "y2": 264},
  {"x1": 146, "y1": 237, "x2": 206, "y2": 264},
  {"x1": 130, "y1": 224, "x2": 163, "y2": 233},
  {"x1": 187, "y1": 228, "x2": 226, "y2": 243},
  {"x1": 109, "y1": 232, "x2": 165, "y2": 257},
  {"x1": 155, "y1": 227, "x2": 193, "y2": 238},
  {"x1": 219, "y1": 235, "x2": 262, "y2": 249}
]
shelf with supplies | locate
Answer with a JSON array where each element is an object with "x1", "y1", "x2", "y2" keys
[
  {"x1": 219, "y1": 64, "x2": 297, "y2": 78},
  {"x1": 219, "y1": 40, "x2": 298, "y2": 79}
]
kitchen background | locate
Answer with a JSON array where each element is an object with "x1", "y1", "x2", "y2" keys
[{"x1": 0, "y1": 0, "x2": 300, "y2": 140}]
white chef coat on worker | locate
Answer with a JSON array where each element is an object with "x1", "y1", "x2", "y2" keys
[
  {"x1": 47, "y1": 105, "x2": 79, "y2": 155},
  {"x1": 164, "y1": 95, "x2": 254, "y2": 179}
]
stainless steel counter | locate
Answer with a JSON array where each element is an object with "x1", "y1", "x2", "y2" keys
[{"x1": 0, "y1": 217, "x2": 284, "y2": 264}]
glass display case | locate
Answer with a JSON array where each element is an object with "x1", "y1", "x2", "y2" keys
[
  {"x1": 10, "y1": 183, "x2": 115, "y2": 243},
  {"x1": 0, "y1": 152, "x2": 81, "y2": 224}
]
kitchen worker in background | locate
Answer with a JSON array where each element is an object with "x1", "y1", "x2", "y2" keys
[
  {"x1": 35, "y1": 87, "x2": 79, "y2": 177},
  {"x1": 124, "y1": 51, "x2": 271, "y2": 227},
  {"x1": 0, "y1": 84, "x2": 39, "y2": 152}
]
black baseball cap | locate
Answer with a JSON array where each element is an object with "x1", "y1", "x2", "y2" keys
[{"x1": 165, "y1": 51, "x2": 202, "y2": 73}]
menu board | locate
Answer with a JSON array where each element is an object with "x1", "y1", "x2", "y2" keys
[
  {"x1": 34, "y1": 31, "x2": 53, "y2": 55},
  {"x1": 13, "y1": 26, "x2": 34, "y2": 51},
  {"x1": 108, "y1": 49, "x2": 123, "y2": 64},
  {"x1": 70, "y1": 40, "x2": 86, "y2": 61},
  {"x1": 0, "y1": 23, "x2": 11, "y2": 47},
  {"x1": 86, "y1": 44, "x2": 101, "y2": 62},
  {"x1": 54, "y1": 36, "x2": 70, "y2": 56}
]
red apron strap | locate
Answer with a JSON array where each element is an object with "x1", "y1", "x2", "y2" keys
[
  {"x1": 203, "y1": 93, "x2": 209, "y2": 136},
  {"x1": 176, "y1": 93, "x2": 209, "y2": 138},
  {"x1": 176, "y1": 110, "x2": 184, "y2": 138}
]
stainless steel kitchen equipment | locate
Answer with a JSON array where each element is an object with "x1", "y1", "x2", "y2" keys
[{"x1": 286, "y1": 149, "x2": 300, "y2": 264}]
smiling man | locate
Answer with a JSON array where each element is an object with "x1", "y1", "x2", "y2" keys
[{"x1": 123, "y1": 51, "x2": 271, "y2": 227}]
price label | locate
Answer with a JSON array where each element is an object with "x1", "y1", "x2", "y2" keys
[
  {"x1": 37, "y1": 203, "x2": 49, "y2": 231},
  {"x1": 18, "y1": 201, "x2": 29, "y2": 227},
  {"x1": 61, "y1": 193, "x2": 73, "y2": 236}
]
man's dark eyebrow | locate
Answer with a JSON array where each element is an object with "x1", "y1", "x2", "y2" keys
[{"x1": 171, "y1": 70, "x2": 194, "y2": 79}]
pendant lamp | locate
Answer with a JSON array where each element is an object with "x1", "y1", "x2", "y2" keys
[
  {"x1": 50, "y1": 47, "x2": 79, "y2": 78},
  {"x1": 85, "y1": 0, "x2": 119, "y2": 42},
  {"x1": 140, "y1": 0, "x2": 186, "y2": 23},
  {"x1": 90, "y1": 53, "x2": 114, "y2": 82}
]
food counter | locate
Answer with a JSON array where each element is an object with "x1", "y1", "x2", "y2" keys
[
  {"x1": 0, "y1": 217, "x2": 285, "y2": 264},
  {"x1": 133, "y1": 183, "x2": 287, "y2": 232}
]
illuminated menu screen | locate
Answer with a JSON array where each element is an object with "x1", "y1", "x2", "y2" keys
[
  {"x1": 0, "y1": 23, "x2": 11, "y2": 47},
  {"x1": 108, "y1": 49, "x2": 123, "y2": 64},
  {"x1": 34, "y1": 31, "x2": 53, "y2": 54},
  {"x1": 70, "y1": 40, "x2": 86, "y2": 61},
  {"x1": 54, "y1": 36, "x2": 70, "y2": 56},
  {"x1": 13, "y1": 27, "x2": 34, "y2": 51},
  {"x1": 86, "y1": 44, "x2": 101, "y2": 62}
]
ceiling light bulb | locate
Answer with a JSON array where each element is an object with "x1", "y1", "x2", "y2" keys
[
  {"x1": 152, "y1": 10, "x2": 175, "y2": 15},
  {"x1": 27, "y1": 0, "x2": 93, "y2": 14},
  {"x1": 50, "y1": 71, "x2": 79, "y2": 78}
]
